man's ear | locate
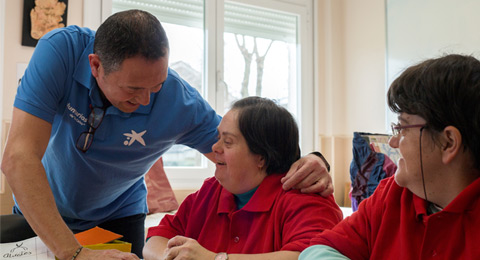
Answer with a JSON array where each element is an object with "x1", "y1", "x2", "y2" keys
[
  {"x1": 441, "y1": 126, "x2": 462, "y2": 164},
  {"x1": 88, "y1": 54, "x2": 101, "y2": 78}
]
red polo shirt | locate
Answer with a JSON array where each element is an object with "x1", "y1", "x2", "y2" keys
[
  {"x1": 309, "y1": 176, "x2": 480, "y2": 259},
  {"x1": 147, "y1": 173, "x2": 343, "y2": 253}
]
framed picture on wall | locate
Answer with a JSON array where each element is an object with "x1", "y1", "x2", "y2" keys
[{"x1": 21, "y1": 0, "x2": 69, "y2": 47}]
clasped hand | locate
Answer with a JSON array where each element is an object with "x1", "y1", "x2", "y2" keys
[{"x1": 162, "y1": 236, "x2": 215, "y2": 260}]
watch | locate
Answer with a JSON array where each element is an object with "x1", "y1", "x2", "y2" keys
[
  {"x1": 310, "y1": 151, "x2": 331, "y2": 172},
  {"x1": 215, "y1": 252, "x2": 229, "y2": 260}
]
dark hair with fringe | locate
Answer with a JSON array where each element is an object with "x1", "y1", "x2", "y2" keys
[
  {"x1": 387, "y1": 54, "x2": 480, "y2": 169},
  {"x1": 231, "y1": 96, "x2": 300, "y2": 174}
]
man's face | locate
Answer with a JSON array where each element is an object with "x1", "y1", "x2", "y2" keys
[{"x1": 89, "y1": 54, "x2": 169, "y2": 113}]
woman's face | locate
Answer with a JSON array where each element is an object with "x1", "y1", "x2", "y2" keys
[
  {"x1": 212, "y1": 109, "x2": 267, "y2": 194},
  {"x1": 389, "y1": 113, "x2": 441, "y2": 199}
]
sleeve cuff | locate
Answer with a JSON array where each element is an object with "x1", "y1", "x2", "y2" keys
[{"x1": 310, "y1": 152, "x2": 330, "y2": 172}]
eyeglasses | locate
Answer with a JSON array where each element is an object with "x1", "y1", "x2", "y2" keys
[
  {"x1": 76, "y1": 106, "x2": 105, "y2": 153},
  {"x1": 391, "y1": 123, "x2": 426, "y2": 136},
  {"x1": 391, "y1": 122, "x2": 429, "y2": 201}
]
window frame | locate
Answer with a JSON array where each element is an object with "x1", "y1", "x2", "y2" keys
[{"x1": 83, "y1": 0, "x2": 316, "y2": 189}]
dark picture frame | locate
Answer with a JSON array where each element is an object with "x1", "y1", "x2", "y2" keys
[{"x1": 22, "y1": 0, "x2": 69, "y2": 47}]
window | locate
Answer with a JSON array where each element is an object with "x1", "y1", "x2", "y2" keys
[{"x1": 86, "y1": 0, "x2": 314, "y2": 189}]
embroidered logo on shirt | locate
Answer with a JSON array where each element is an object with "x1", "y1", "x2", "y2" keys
[
  {"x1": 66, "y1": 103, "x2": 87, "y2": 126},
  {"x1": 123, "y1": 130, "x2": 147, "y2": 146}
]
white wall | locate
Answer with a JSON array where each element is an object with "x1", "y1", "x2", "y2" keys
[
  {"x1": 0, "y1": 0, "x2": 4, "y2": 137},
  {"x1": 316, "y1": 0, "x2": 386, "y2": 205},
  {"x1": 385, "y1": 0, "x2": 480, "y2": 125},
  {"x1": 2, "y1": 0, "x2": 84, "y2": 121},
  {"x1": 317, "y1": 0, "x2": 387, "y2": 137}
]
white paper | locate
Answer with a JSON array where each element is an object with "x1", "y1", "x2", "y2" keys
[{"x1": 0, "y1": 237, "x2": 55, "y2": 260}]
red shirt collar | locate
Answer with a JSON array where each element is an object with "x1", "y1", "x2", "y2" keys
[
  {"x1": 217, "y1": 173, "x2": 285, "y2": 214},
  {"x1": 413, "y1": 176, "x2": 480, "y2": 219}
]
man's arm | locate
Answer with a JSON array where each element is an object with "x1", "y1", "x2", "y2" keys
[
  {"x1": 1, "y1": 109, "x2": 138, "y2": 260},
  {"x1": 203, "y1": 151, "x2": 216, "y2": 163},
  {"x1": 203, "y1": 152, "x2": 333, "y2": 196},
  {"x1": 281, "y1": 153, "x2": 333, "y2": 196}
]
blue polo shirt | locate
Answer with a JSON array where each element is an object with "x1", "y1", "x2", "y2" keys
[{"x1": 14, "y1": 26, "x2": 221, "y2": 230}]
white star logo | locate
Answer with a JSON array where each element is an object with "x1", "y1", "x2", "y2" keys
[{"x1": 123, "y1": 130, "x2": 147, "y2": 146}]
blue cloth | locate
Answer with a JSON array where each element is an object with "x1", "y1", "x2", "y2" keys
[
  {"x1": 14, "y1": 26, "x2": 221, "y2": 230},
  {"x1": 234, "y1": 186, "x2": 258, "y2": 209},
  {"x1": 349, "y1": 132, "x2": 395, "y2": 211},
  {"x1": 300, "y1": 245, "x2": 351, "y2": 260}
]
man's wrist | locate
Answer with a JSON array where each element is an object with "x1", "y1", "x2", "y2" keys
[
  {"x1": 70, "y1": 246, "x2": 83, "y2": 260},
  {"x1": 310, "y1": 151, "x2": 330, "y2": 172}
]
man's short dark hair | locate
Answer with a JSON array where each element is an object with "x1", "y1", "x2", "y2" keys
[
  {"x1": 387, "y1": 54, "x2": 480, "y2": 169},
  {"x1": 232, "y1": 96, "x2": 300, "y2": 174},
  {"x1": 94, "y1": 9, "x2": 169, "y2": 74}
]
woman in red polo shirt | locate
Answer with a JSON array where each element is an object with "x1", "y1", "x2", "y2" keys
[
  {"x1": 300, "y1": 54, "x2": 480, "y2": 259},
  {"x1": 143, "y1": 96, "x2": 342, "y2": 260}
]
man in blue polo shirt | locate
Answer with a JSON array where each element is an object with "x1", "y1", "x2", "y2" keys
[{"x1": 1, "y1": 9, "x2": 332, "y2": 260}]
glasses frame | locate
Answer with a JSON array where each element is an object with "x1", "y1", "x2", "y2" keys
[
  {"x1": 391, "y1": 123, "x2": 426, "y2": 136},
  {"x1": 76, "y1": 106, "x2": 106, "y2": 153},
  {"x1": 391, "y1": 122, "x2": 429, "y2": 201}
]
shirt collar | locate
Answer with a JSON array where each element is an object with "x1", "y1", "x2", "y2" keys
[
  {"x1": 73, "y1": 40, "x2": 95, "y2": 92},
  {"x1": 414, "y1": 176, "x2": 480, "y2": 220},
  {"x1": 217, "y1": 173, "x2": 285, "y2": 214},
  {"x1": 443, "y1": 176, "x2": 480, "y2": 213}
]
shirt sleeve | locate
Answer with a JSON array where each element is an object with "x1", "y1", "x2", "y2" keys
[
  {"x1": 174, "y1": 89, "x2": 221, "y2": 154},
  {"x1": 146, "y1": 190, "x2": 197, "y2": 239},
  {"x1": 161, "y1": 71, "x2": 221, "y2": 154},
  {"x1": 299, "y1": 245, "x2": 351, "y2": 260},
  {"x1": 308, "y1": 179, "x2": 392, "y2": 259},
  {"x1": 279, "y1": 193, "x2": 343, "y2": 252},
  {"x1": 15, "y1": 31, "x2": 69, "y2": 123}
]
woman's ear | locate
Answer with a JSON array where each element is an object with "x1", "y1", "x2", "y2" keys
[
  {"x1": 257, "y1": 156, "x2": 266, "y2": 170},
  {"x1": 441, "y1": 126, "x2": 462, "y2": 164},
  {"x1": 88, "y1": 54, "x2": 101, "y2": 78}
]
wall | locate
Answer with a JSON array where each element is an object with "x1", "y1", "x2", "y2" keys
[
  {"x1": 2, "y1": 1, "x2": 84, "y2": 120},
  {"x1": 316, "y1": 0, "x2": 386, "y2": 205},
  {"x1": 1, "y1": 0, "x2": 84, "y2": 214}
]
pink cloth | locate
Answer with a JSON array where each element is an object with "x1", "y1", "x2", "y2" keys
[{"x1": 145, "y1": 158, "x2": 179, "y2": 213}]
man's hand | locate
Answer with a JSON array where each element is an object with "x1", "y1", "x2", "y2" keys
[
  {"x1": 281, "y1": 153, "x2": 333, "y2": 196},
  {"x1": 163, "y1": 236, "x2": 215, "y2": 260},
  {"x1": 76, "y1": 247, "x2": 140, "y2": 260}
]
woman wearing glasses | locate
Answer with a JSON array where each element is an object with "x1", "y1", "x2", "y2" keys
[
  {"x1": 143, "y1": 97, "x2": 343, "y2": 260},
  {"x1": 300, "y1": 54, "x2": 480, "y2": 259}
]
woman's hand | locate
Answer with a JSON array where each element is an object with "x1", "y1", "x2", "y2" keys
[{"x1": 163, "y1": 236, "x2": 216, "y2": 260}]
